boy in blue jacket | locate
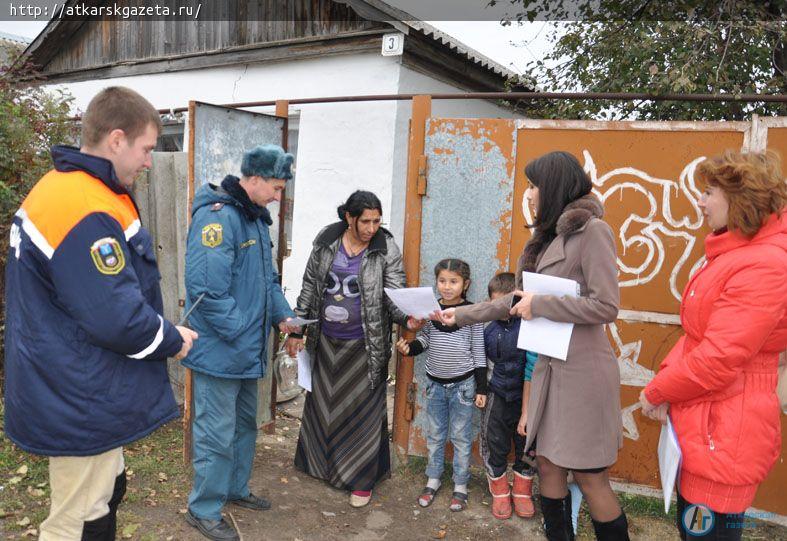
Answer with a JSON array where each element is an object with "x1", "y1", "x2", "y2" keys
[{"x1": 480, "y1": 272, "x2": 538, "y2": 521}]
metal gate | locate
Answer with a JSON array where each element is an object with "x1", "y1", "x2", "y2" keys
[
  {"x1": 393, "y1": 97, "x2": 787, "y2": 515},
  {"x1": 184, "y1": 101, "x2": 288, "y2": 457}
]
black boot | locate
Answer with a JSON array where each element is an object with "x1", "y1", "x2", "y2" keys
[
  {"x1": 81, "y1": 470, "x2": 127, "y2": 541},
  {"x1": 540, "y1": 493, "x2": 575, "y2": 541},
  {"x1": 592, "y1": 511, "x2": 631, "y2": 541}
]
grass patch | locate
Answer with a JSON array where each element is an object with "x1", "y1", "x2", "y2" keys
[
  {"x1": 619, "y1": 491, "x2": 666, "y2": 518},
  {"x1": 0, "y1": 400, "x2": 52, "y2": 535},
  {"x1": 0, "y1": 401, "x2": 189, "y2": 539},
  {"x1": 122, "y1": 418, "x2": 189, "y2": 510}
]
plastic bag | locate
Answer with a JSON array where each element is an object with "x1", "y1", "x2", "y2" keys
[{"x1": 273, "y1": 347, "x2": 301, "y2": 403}]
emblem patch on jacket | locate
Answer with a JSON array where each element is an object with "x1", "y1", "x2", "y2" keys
[
  {"x1": 90, "y1": 237, "x2": 125, "y2": 275},
  {"x1": 202, "y1": 223, "x2": 223, "y2": 247}
]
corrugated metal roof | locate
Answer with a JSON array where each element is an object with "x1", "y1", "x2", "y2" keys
[
  {"x1": 406, "y1": 20, "x2": 520, "y2": 81},
  {"x1": 351, "y1": 0, "x2": 525, "y2": 83},
  {"x1": 0, "y1": 31, "x2": 32, "y2": 46}
]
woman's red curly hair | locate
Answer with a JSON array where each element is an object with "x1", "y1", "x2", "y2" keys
[{"x1": 697, "y1": 150, "x2": 787, "y2": 237}]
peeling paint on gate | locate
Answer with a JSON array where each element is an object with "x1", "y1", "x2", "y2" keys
[
  {"x1": 419, "y1": 118, "x2": 516, "y2": 301},
  {"x1": 407, "y1": 118, "x2": 516, "y2": 458},
  {"x1": 398, "y1": 114, "x2": 787, "y2": 516},
  {"x1": 186, "y1": 102, "x2": 286, "y2": 453}
]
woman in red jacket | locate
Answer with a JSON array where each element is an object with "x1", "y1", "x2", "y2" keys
[{"x1": 640, "y1": 150, "x2": 787, "y2": 540}]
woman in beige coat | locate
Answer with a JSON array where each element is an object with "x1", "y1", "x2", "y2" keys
[{"x1": 437, "y1": 151, "x2": 628, "y2": 540}]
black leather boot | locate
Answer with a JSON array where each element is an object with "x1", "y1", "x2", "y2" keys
[
  {"x1": 592, "y1": 510, "x2": 631, "y2": 541},
  {"x1": 540, "y1": 493, "x2": 575, "y2": 541}
]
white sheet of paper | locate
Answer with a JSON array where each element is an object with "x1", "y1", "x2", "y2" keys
[
  {"x1": 384, "y1": 287, "x2": 440, "y2": 319},
  {"x1": 287, "y1": 316, "x2": 318, "y2": 327},
  {"x1": 658, "y1": 416, "x2": 682, "y2": 514},
  {"x1": 516, "y1": 272, "x2": 580, "y2": 361},
  {"x1": 297, "y1": 349, "x2": 312, "y2": 392}
]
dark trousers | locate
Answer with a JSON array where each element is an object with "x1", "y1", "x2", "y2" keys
[
  {"x1": 480, "y1": 391, "x2": 534, "y2": 478},
  {"x1": 676, "y1": 491, "x2": 743, "y2": 541}
]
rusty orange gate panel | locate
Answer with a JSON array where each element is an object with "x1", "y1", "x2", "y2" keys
[{"x1": 394, "y1": 114, "x2": 787, "y2": 516}]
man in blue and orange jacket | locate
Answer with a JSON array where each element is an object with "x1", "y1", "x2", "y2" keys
[{"x1": 4, "y1": 86, "x2": 197, "y2": 541}]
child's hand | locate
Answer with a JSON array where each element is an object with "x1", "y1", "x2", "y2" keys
[
  {"x1": 395, "y1": 338, "x2": 410, "y2": 356},
  {"x1": 431, "y1": 307, "x2": 456, "y2": 326},
  {"x1": 475, "y1": 394, "x2": 487, "y2": 408},
  {"x1": 517, "y1": 413, "x2": 527, "y2": 436},
  {"x1": 406, "y1": 317, "x2": 426, "y2": 331}
]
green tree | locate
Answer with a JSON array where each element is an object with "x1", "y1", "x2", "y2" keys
[
  {"x1": 0, "y1": 59, "x2": 77, "y2": 361},
  {"x1": 500, "y1": 0, "x2": 787, "y2": 120}
]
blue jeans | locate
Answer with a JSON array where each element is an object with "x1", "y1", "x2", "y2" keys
[
  {"x1": 188, "y1": 372, "x2": 258, "y2": 520},
  {"x1": 424, "y1": 376, "x2": 476, "y2": 485}
]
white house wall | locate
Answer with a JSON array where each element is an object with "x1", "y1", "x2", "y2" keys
[
  {"x1": 45, "y1": 50, "x2": 517, "y2": 307},
  {"x1": 284, "y1": 99, "x2": 400, "y2": 304},
  {"x1": 47, "y1": 52, "x2": 404, "y2": 306}
]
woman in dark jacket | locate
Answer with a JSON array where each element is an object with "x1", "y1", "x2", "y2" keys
[{"x1": 285, "y1": 190, "x2": 420, "y2": 508}]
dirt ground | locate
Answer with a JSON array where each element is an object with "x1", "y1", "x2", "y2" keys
[
  {"x1": 115, "y1": 387, "x2": 678, "y2": 541},
  {"x1": 157, "y1": 414, "x2": 547, "y2": 541},
  {"x1": 126, "y1": 413, "x2": 677, "y2": 541},
  {"x1": 2, "y1": 386, "x2": 784, "y2": 540}
]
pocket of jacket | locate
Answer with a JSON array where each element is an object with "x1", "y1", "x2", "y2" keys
[{"x1": 700, "y1": 402, "x2": 714, "y2": 449}]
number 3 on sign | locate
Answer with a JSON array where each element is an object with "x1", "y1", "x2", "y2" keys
[
  {"x1": 10, "y1": 223, "x2": 21, "y2": 259},
  {"x1": 382, "y1": 33, "x2": 404, "y2": 56}
]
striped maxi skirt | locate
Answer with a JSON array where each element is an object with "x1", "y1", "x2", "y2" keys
[{"x1": 294, "y1": 333, "x2": 390, "y2": 491}]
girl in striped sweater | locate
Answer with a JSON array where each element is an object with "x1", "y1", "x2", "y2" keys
[{"x1": 396, "y1": 259, "x2": 487, "y2": 512}]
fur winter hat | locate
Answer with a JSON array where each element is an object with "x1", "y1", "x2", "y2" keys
[{"x1": 241, "y1": 144, "x2": 295, "y2": 180}]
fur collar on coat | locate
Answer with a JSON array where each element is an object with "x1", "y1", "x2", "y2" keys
[{"x1": 518, "y1": 193, "x2": 605, "y2": 275}]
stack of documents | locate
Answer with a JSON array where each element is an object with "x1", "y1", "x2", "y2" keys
[
  {"x1": 516, "y1": 272, "x2": 580, "y2": 360},
  {"x1": 287, "y1": 316, "x2": 318, "y2": 327}
]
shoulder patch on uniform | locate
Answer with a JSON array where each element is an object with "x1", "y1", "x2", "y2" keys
[
  {"x1": 90, "y1": 237, "x2": 125, "y2": 275},
  {"x1": 202, "y1": 223, "x2": 223, "y2": 247},
  {"x1": 210, "y1": 202, "x2": 225, "y2": 211}
]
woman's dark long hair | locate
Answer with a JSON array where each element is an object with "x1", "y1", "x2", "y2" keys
[
  {"x1": 525, "y1": 151, "x2": 592, "y2": 236},
  {"x1": 520, "y1": 151, "x2": 592, "y2": 273},
  {"x1": 337, "y1": 190, "x2": 383, "y2": 222}
]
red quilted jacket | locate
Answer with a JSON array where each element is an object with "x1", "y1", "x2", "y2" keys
[{"x1": 645, "y1": 211, "x2": 787, "y2": 513}]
